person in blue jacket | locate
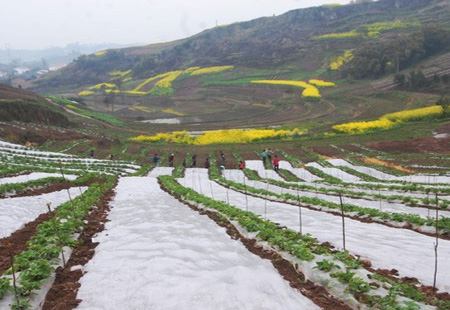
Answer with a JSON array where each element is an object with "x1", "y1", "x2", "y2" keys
[{"x1": 153, "y1": 153, "x2": 159, "y2": 166}]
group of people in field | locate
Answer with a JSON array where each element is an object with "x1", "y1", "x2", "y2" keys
[
  {"x1": 260, "y1": 148, "x2": 280, "y2": 171},
  {"x1": 150, "y1": 149, "x2": 280, "y2": 171},
  {"x1": 152, "y1": 153, "x2": 210, "y2": 168}
]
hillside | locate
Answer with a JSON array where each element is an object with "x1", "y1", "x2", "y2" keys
[
  {"x1": 0, "y1": 0, "x2": 449, "y2": 157},
  {"x1": 0, "y1": 84, "x2": 92, "y2": 145},
  {"x1": 35, "y1": 0, "x2": 450, "y2": 90},
  {"x1": 29, "y1": 0, "x2": 450, "y2": 130}
]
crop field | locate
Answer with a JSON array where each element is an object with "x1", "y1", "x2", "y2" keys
[{"x1": 0, "y1": 138, "x2": 450, "y2": 310}]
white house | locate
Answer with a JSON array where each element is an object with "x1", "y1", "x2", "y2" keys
[{"x1": 13, "y1": 66, "x2": 30, "y2": 74}]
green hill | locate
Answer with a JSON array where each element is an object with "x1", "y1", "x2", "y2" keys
[
  {"x1": 35, "y1": 0, "x2": 450, "y2": 89},
  {"x1": 2, "y1": 0, "x2": 448, "y2": 157}
]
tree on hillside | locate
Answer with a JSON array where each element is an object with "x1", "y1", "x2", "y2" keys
[
  {"x1": 409, "y1": 70, "x2": 426, "y2": 88},
  {"x1": 342, "y1": 23, "x2": 450, "y2": 79},
  {"x1": 393, "y1": 73, "x2": 406, "y2": 85},
  {"x1": 437, "y1": 95, "x2": 450, "y2": 113},
  {"x1": 421, "y1": 24, "x2": 450, "y2": 56}
]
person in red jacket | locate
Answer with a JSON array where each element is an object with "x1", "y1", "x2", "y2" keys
[
  {"x1": 238, "y1": 160, "x2": 245, "y2": 170},
  {"x1": 204, "y1": 157, "x2": 210, "y2": 168},
  {"x1": 272, "y1": 155, "x2": 280, "y2": 172}
]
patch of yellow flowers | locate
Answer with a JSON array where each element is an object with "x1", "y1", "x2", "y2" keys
[
  {"x1": 190, "y1": 66, "x2": 234, "y2": 76},
  {"x1": 129, "y1": 106, "x2": 154, "y2": 113},
  {"x1": 308, "y1": 79, "x2": 336, "y2": 87},
  {"x1": 313, "y1": 31, "x2": 361, "y2": 40},
  {"x1": 333, "y1": 106, "x2": 444, "y2": 134},
  {"x1": 251, "y1": 79, "x2": 335, "y2": 98},
  {"x1": 162, "y1": 108, "x2": 185, "y2": 116},
  {"x1": 153, "y1": 71, "x2": 182, "y2": 88},
  {"x1": 330, "y1": 51, "x2": 354, "y2": 70},
  {"x1": 78, "y1": 90, "x2": 94, "y2": 96},
  {"x1": 332, "y1": 118, "x2": 395, "y2": 134},
  {"x1": 91, "y1": 83, "x2": 117, "y2": 90},
  {"x1": 79, "y1": 66, "x2": 234, "y2": 97},
  {"x1": 131, "y1": 128, "x2": 305, "y2": 145},
  {"x1": 383, "y1": 105, "x2": 443, "y2": 122},
  {"x1": 109, "y1": 70, "x2": 132, "y2": 80},
  {"x1": 94, "y1": 51, "x2": 107, "y2": 57},
  {"x1": 134, "y1": 72, "x2": 173, "y2": 92}
]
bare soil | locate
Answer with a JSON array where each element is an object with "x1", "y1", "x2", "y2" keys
[
  {"x1": 42, "y1": 181, "x2": 117, "y2": 310},
  {"x1": 368, "y1": 123, "x2": 450, "y2": 154},
  {"x1": 0, "y1": 211, "x2": 55, "y2": 274}
]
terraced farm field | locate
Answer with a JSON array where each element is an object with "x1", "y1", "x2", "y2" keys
[{"x1": 0, "y1": 140, "x2": 449, "y2": 309}]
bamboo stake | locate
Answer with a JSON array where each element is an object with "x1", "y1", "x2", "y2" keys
[
  {"x1": 433, "y1": 192, "x2": 439, "y2": 290},
  {"x1": 297, "y1": 188, "x2": 302, "y2": 234},
  {"x1": 243, "y1": 174, "x2": 248, "y2": 211},
  {"x1": 339, "y1": 193, "x2": 346, "y2": 251},
  {"x1": 47, "y1": 203, "x2": 66, "y2": 267},
  {"x1": 6, "y1": 243, "x2": 19, "y2": 305},
  {"x1": 379, "y1": 187, "x2": 382, "y2": 211}
]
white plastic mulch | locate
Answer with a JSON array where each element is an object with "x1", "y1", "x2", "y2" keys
[
  {"x1": 305, "y1": 162, "x2": 361, "y2": 182},
  {"x1": 222, "y1": 170, "x2": 450, "y2": 219},
  {"x1": 76, "y1": 169, "x2": 319, "y2": 309},
  {"x1": 328, "y1": 158, "x2": 450, "y2": 184},
  {"x1": 0, "y1": 187, "x2": 87, "y2": 238},
  {"x1": 244, "y1": 160, "x2": 287, "y2": 182},
  {"x1": 182, "y1": 168, "x2": 450, "y2": 293},
  {"x1": 279, "y1": 161, "x2": 322, "y2": 182},
  {"x1": 0, "y1": 139, "x2": 141, "y2": 175},
  {"x1": 0, "y1": 172, "x2": 78, "y2": 185}
]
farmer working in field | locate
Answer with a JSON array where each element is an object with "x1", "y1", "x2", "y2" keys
[
  {"x1": 168, "y1": 153, "x2": 175, "y2": 167},
  {"x1": 272, "y1": 155, "x2": 280, "y2": 172},
  {"x1": 260, "y1": 149, "x2": 267, "y2": 166},
  {"x1": 153, "y1": 153, "x2": 159, "y2": 166}
]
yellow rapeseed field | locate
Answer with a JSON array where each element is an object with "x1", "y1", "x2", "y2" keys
[
  {"x1": 382, "y1": 106, "x2": 443, "y2": 122},
  {"x1": 333, "y1": 106, "x2": 444, "y2": 134},
  {"x1": 251, "y1": 80, "x2": 323, "y2": 98},
  {"x1": 131, "y1": 128, "x2": 306, "y2": 145},
  {"x1": 153, "y1": 71, "x2": 183, "y2": 88},
  {"x1": 78, "y1": 90, "x2": 94, "y2": 96},
  {"x1": 190, "y1": 66, "x2": 234, "y2": 76},
  {"x1": 330, "y1": 50, "x2": 354, "y2": 70},
  {"x1": 308, "y1": 79, "x2": 336, "y2": 87},
  {"x1": 91, "y1": 83, "x2": 117, "y2": 90},
  {"x1": 313, "y1": 31, "x2": 361, "y2": 40},
  {"x1": 133, "y1": 72, "x2": 172, "y2": 92}
]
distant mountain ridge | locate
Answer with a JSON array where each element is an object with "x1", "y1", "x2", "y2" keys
[
  {"x1": 0, "y1": 43, "x2": 141, "y2": 65},
  {"x1": 34, "y1": 0, "x2": 449, "y2": 92}
]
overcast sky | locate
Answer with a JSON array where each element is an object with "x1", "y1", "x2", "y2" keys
[{"x1": 1, "y1": 0, "x2": 350, "y2": 50}]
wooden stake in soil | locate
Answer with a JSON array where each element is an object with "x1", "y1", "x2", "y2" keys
[
  {"x1": 378, "y1": 187, "x2": 382, "y2": 211},
  {"x1": 198, "y1": 173, "x2": 203, "y2": 194},
  {"x1": 6, "y1": 243, "x2": 20, "y2": 304},
  {"x1": 264, "y1": 181, "x2": 269, "y2": 219},
  {"x1": 243, "y1": 175, "x2": 248, "y2": 212},
  {"x1": 433, "y1": 192, "x2": 439, "y2": 290},
  {"x1": 58, "y1": 160, "x2": 66, "y2": 180},
  {"x1": 339, "y1": 193, "x2": 346, "y2": 251},
  {"x1": 297, "y1": 188, "x2": 302, "y2": 235},
  {"x1": 59, "y1": 160, "x2": 78, "y2": 223},
  {"x1": 47, "y1": 203, "x2": 66, "y2": 268}
]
